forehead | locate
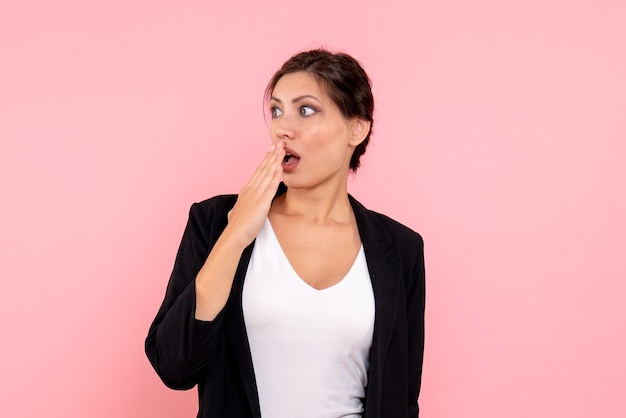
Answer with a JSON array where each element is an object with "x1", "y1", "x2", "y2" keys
[{"x1": 271, "y1": 71, "x2": 327, "y2": 100}]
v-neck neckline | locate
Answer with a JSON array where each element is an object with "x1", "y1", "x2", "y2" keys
[{"x1": 263, "y1": 218, "x2": 364, "y2": 293}]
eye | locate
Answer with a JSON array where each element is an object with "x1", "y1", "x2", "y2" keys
[
  {"x1": 271, "y1": 107, "x2": 283, "y2": 119},
  {"x1": 299, "y1": 106, "x2": 316, "y2": 117}
]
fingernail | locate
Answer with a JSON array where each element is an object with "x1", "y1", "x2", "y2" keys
[{"x1": 269, "y1": 144, "x2": 275, "y2": 152}]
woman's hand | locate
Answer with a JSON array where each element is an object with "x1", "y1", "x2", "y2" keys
[
  {"x1": 194, "y1": 142, "x2": 285, "y2": 321},
  {"x1": 223, "y1": 141, "x2": 285, "y2": 249}
]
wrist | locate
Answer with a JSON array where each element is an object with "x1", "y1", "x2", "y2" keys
[{"x1": 217, "y1": 225, "x2": 253, "y2": 253}]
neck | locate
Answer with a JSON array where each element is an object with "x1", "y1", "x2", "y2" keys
[{"x1": 273, "y1": 181, "x2": 353, "y2": 224}]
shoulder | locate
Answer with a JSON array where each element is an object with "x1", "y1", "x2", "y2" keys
[
  {"x1": 191, "y1": 194, "x2": 238, "y2": 216},
  {"x1": 349, "y1": 194, "x2": 423, "y2": 249},
  {"x1": 368, "y1": 209, "x2": 423, "y2": 245},
  {"x1": 184, "y1": 194, "x2": 238, "y2": 243}
]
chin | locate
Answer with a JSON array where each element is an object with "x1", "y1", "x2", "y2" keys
[
  {"x1": 281, "y1": 177, "x2": 302, "y2": 189},
  {"x1": 282, "y1": 175, "x2": 314, "y2": 190}
]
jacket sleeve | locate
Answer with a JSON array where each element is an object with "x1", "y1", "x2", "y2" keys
[
  {"x1": 144, "y1": 198, "x2": 233, "y2": 390},
  {"x1": 407, "y1": 234, "x2": 426, "y2": 417}
]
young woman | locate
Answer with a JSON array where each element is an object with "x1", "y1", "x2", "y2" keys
[{"x1": 145, "y1": 49, "x2": 426, "y2": 417}]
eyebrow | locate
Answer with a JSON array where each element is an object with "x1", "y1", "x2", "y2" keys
[{"x1": 270, "y1": 94, "x2": 322, "y2": 104}]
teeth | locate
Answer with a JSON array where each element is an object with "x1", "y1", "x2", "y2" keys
[{"x1": 284, "y1": 154, "x2": 292, "y2": 163}]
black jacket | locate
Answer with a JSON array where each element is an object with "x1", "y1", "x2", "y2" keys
[{"x1": 145, "y1": 193, "x2": 425, "y2": 417}]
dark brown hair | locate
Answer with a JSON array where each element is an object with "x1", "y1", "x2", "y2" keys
[{"x1": 265, "y1": 49, "x2": 374, "y2": 171}]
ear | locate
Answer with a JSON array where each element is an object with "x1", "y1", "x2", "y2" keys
[{"x1": 349, "y1": 117, "x2": 371, "y2": 147}]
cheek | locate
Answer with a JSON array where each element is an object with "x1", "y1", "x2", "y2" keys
[
  {"x1": 309, "y1": 125, "x2": 325, "y2": 140},
  {"x1": 269, "y1": 120, "x2": 277, "y2": 133}
]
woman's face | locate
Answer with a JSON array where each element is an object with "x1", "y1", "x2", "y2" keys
[{"x1": 269, "y1": 71, "x2": 365, "y2": 191}]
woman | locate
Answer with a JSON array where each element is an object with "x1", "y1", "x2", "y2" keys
[{"x1": 145, "y1": 49, "x2": 425, "y2": 417}]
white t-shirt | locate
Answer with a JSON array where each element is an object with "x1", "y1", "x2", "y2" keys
[{"x1": 243, "y1": 218, "x2": 375, "y2": 418}]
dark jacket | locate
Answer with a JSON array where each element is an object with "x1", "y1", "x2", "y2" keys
[{"x1": 145, "y1": 193, "x2": 425, "y2": 417}]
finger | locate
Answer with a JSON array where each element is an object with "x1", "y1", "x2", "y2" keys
[
  {"x1": 246, "y1": 142, "x2": 281, "y2": 187},
  {"x1": 245, "y1": 149, "x2": 273, "y2": 188},
  {"x1": 253, "y1": 144, "x2": 285, "y2": 192},
  {"x1": 248, "y1": 142, "x2": 285, "y2": 189},
  {"x1": 254, "y1": 162, "x2": 284, "y2": 207}
]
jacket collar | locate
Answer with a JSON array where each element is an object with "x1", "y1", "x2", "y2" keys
[{"x1": 349, "y1": 195, "x2": 402, "y2": 416}]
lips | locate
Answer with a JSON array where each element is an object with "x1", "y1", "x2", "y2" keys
[{"x1": 282, "y1": 146, "x2": 300, "y2": 172}]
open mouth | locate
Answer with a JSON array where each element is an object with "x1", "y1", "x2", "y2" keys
[{"x1": 282, "y1": 149, "x2": 300, "y2": 171}]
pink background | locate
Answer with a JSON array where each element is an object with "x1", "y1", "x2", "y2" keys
[{"x1": 1, "y1": 1, "x2": 625, "y2": 417}]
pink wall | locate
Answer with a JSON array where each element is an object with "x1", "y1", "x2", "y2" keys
[{"x1": 1, "y1": 1, "x2": 624, "y2": 416}]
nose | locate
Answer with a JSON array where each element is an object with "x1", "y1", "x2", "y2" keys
[{"x1": 273, "y1": 114, "x2": 295, "y2": 141}]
